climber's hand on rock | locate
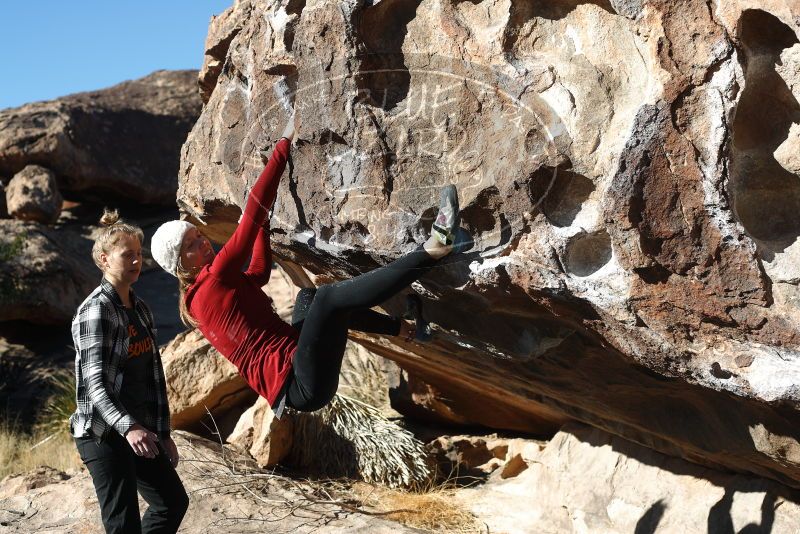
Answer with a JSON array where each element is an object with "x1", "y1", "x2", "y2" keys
[{"x1": 281, "y1": 110, "x2": 298, "y2": 142}]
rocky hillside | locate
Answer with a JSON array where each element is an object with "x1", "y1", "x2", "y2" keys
[
  {"x1": 0, "y1": 70, "x2": 200, "y2": 420},
  {"x1": 0, "y1": 70, "x2": 200, "y2": 206},
  {"x1": 0, "y1": 70, "x2": 201, "y2": 326},
  {"x1": 176, "y1": 0, "x2": 800, "y2": 489}
]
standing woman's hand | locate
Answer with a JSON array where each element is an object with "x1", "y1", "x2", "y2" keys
[
  {"x1": 164, "y1": 436, "x2": 180, "y2": 468},
  {"x1": 125, "y1": 423, "x2": 160, "y2": 459}
]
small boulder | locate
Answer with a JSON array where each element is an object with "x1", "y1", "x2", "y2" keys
[
  {"x1": 227, "y1": 396, "x2": 294, "y2": 468},
  {"x1": 6, "y1": 165, "x2": 62, "y2": 224}
]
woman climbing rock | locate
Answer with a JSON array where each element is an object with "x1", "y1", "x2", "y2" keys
[{"x1": 151, "y1": 111, "x2": 462, "y2": 415}]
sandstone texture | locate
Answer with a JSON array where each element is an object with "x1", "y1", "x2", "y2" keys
[
  {"x1": 774, "y1": 43, "x2": 800, "y2": 176},
  {"x1": 227, "y1": 396, "x2": 294, "y2": 467},
  {"x1": 0, "y1": 467, "x2": 70, "y2": 501},
  {"x1": 6, "y1": 165, "x2": 62, "y2": 224},
  {"x1": 455, "y1": 424, "x2": 800, "y2": 534},
  {"x1": 0, "y1": 219, "x2": 97, "y2": 324},
  {"x1": 178, "y1": 0, "x2": 800, "y2": 488},
  {"x1": 0, "y1": 70, "x2": 201, "y2": 206},
  {"x1": 430, "y1": 433, "x2": 545, "y2": 479}
]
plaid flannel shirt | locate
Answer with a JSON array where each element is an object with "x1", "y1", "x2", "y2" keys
[{"x1": 69, "y1": 278, "x2": 171, "y2": 441}]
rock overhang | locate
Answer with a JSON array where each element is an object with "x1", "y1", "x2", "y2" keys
[{"x1": 178, "y1": 0, "x2": 800, "y2": 487}]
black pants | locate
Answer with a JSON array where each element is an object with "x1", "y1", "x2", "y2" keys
[
  {"x1": 285, "y1": 246, "x2": 438, "y2": 411},
  {"x1": 75, "y1": 432, "x2": 189, "y2": 534}
]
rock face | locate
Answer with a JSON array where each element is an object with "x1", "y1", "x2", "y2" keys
[
  {"x1": 178, "y1": 0, "x2": 800, "y2": 488},
  {"x1": 0, "y1": 70, "x2": 201, "y2": 206},
  {"x1": 0, "y1": 467, "x2": 70, "y2": 501},
  {"x1": 455, "y1": 424, "x2": 800, "y2": 533},
  {"x1": 6, "y1": 165, "x2": 62, "y2": 224},
  {"x1": 0, "y1": 219, "x2": 97, "y2": 324}
]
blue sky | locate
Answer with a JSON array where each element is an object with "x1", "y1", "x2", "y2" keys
[{"x1": 0, "y1": 1, "x2": 232, "y2": 109}]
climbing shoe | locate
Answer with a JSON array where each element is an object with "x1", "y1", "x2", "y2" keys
[{"x1": 431, "y1": 184, "x2": 460, "y2": 247}]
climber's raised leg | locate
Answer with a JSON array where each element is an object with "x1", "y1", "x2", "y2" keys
[{"x1": 285, "y1": 185, "x2": 461, "y2": 411}]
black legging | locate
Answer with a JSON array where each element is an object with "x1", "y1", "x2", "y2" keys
[{"x1": 285, "y1": 246, "x2": 439, "y2": 411}]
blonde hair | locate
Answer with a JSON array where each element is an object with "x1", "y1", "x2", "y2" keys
[
  {"x1": 177, "y1": 260, "x2": 199, "y2": 328},
  {"x1": 91, "y1": 208, "x2": 144, "y2": 272}
]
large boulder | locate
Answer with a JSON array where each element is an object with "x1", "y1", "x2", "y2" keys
[
  {"x1": 0, "y1": 70, "x2": 201, "y2": 206},
  {"x1": 386, "y1": 362, "x2": 563, "y2": 432},
  {"x1": 199, "y1": 3, "x2": 253, "y2": 104},
  {"x1": 0, "y1": 219, "x2": 97, "y2": 324},
  {"x1": 178, "y1": 0, "x2": 800, "y2": 488},
  {"x1": 6, "y1": 164, "x2": 62, "y2": 224}
]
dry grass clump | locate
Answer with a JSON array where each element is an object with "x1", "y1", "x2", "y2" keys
[
  {"x1": 0, "y1": 370, "x2": 81, "y2": 479},
  {"x1": 176, "y1": 431, "x2": 375, "y2": 530},
  {"x1": 0, "y1": 424, "x2": 81, "y2": 479},
  {"x1": 353, "y1": 481, "x2": 486, "y2": 533},
  {"x1": 177, "y1": 430, "x2": 483, "y2": 532},
  {"x1": 288, "y1": 394, "x2": 433, "y2": 489}
]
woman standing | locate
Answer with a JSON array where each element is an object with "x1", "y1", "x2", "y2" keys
[
  {"x1": 70, "y1": 210, "x2": 188, "y2": 533},
  {"x1": 151, "y1": 111, "x2": 462, "y2": 416}
]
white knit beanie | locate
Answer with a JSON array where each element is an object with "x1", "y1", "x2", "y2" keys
[{"x1": 151, "y1": 220, "x2": 195, "y2": 276}]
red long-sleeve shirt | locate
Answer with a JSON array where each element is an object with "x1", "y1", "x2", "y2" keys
[{"x1": 185, "y1": 138, "x2": 298, "y2": 405}]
